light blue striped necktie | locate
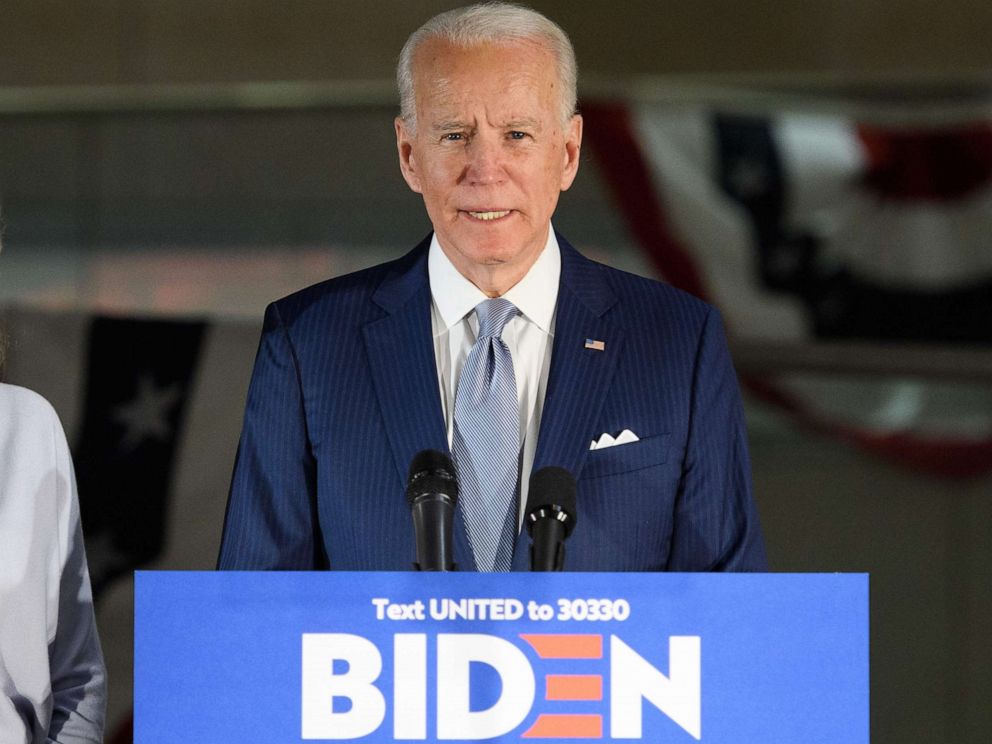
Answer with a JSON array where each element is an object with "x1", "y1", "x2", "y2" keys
[{"x1": 453, "y1": 298, "x2": 521, "y2": 572}]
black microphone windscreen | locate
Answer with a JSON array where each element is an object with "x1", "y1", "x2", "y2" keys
[
  {"x1": 526, "y1": 466, "x2": 577, "y2": 518},
  {"x1": 406, "y1": 449, "x2": 458, "y2": 506}
]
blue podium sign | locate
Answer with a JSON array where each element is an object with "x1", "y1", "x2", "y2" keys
[{"x1": 134, "y1": 572, "x2": 867, "y2": 743}]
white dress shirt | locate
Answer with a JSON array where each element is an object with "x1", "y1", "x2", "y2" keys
[
  {"x1": 428, "y1": 228, "x2": 560, "y2": 526},
  {"x1": 0, "y1": 384, "x2": 106, "y2": 743}
]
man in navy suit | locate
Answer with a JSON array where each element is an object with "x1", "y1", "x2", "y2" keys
[{"x1": 218, "y1": 3, "x2": 766, "y2": 572}]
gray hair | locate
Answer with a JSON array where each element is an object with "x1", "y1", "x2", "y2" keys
[{"x1": 397, "y1": 2, "x2": 578, "y2": 132}]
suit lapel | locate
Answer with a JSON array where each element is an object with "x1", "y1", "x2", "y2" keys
[
  {"x1": 364, "y1": 237, "x2": 621, "y2": 573},
  {"x1": 511, "y1": 239, "x2": 624, "y2": 570},
  {"x1": 362, "y1": 240, "x2": 476, "y2": 571}
]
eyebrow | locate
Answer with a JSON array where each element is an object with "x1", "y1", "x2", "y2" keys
[
  {"x1": 503, "y1": 118, "x2": 542, "y2": 130},
  {"x1": 431, "y1": 121, "x2": 472, "y2": 133},
  {"x1": 429, "y1": 117, "x2": 543, "y2": 133}
]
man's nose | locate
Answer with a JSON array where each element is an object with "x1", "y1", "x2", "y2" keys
[{"x1": 464, "y1": 136, "x2": 506, "y2": 185}]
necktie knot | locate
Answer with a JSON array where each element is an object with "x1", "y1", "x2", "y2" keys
[{"x1": 475, "y1": 298, "x2": 518, "y2": 339}]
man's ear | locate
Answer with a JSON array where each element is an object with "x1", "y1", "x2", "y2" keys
[
  {"x1": 559, "y1": 114, "x2": 583, "y2": 192},
  {"x1": 395, "y1": 117, "x2": 423, "y2": 194}
]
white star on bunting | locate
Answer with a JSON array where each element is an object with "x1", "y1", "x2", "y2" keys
[{"x1": 113, "y1": 374, "x2": 182, "y2": 452}]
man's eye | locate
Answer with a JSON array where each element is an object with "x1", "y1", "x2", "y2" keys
[
  {"x1": 443, "y1": 133, "x2": 464, "y2": 142},
  {"x1": 508, "y1": 131, "x2": 528, "y2": 140}
]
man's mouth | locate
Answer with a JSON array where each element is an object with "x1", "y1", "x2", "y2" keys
[{"x1": 465, "y1": 210, "x2": 512, "y2": 221}]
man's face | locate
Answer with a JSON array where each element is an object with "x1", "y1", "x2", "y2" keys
[{"x1": 395, "y1": 38, "x2": 582, "y2": 294}]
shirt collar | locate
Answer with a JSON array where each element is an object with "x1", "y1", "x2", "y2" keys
[{"x1": 428, "y1": 227, "x2": 561, "y2": 335}]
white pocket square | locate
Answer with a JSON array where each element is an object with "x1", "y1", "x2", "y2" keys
[{"x1": 589, "y1": 429, "x2": 640, "y2": 450}]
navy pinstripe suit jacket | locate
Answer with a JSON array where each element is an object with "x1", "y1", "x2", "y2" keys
[{"x1": 218, "y1": 235, "x2": 766, "y2": 571}]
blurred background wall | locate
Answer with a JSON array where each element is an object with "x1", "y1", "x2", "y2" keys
[
  {"x1": 2, "y1": 2, "x2": 991, "y2": 743},
  {"x1": 4, "y1": 0, "x2": 992, "y2": 84}
]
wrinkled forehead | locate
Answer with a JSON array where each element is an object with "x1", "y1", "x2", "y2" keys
[{"x1": 411, "y1": 38, "x2": 559, "y2": 118}]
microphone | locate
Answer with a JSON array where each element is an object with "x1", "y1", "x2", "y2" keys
[
  {"x1": 406, "y1": 450, "x2": 459, "y2": 571},
  {"x1": 525, "y1": 467, "x2": 577, "y2": 572}
]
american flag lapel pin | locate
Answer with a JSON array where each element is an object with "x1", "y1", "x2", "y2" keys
[{"x1": 584, "y1": 338, "x2": 606, "y2": 351}]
